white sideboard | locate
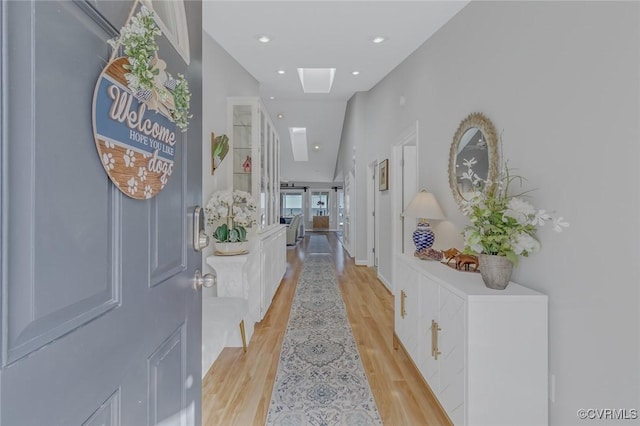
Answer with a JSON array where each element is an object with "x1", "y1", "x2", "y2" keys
[
  {"x1": 206, "y1": 225, "x2": 287, "y2": 335},
  {"x1": 395, "y1": 254, "x2": 548, "y2": 426}
]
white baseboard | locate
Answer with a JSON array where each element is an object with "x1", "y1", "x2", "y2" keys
[
  {"x1": 377, "y1": 272, "x2": 392, "y2": 293},
  {"x1": 355, "y1": 259, "x2": 368, "y2": 266}
]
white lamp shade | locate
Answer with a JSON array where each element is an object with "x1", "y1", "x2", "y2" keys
[{"x1": 403, "y1": 190, "x2": 445, "y2": 220}]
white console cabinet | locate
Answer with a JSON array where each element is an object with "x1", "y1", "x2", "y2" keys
[
  {"x1": 206, "y1": 226, "x2": 286, "y2": 325},
  {"x1": 395, "y1": 254, "x2": 548, "y2": 426}
]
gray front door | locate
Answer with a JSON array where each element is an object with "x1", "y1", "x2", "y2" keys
[{"x1": 0, "y1": 1, "x2": 202, "y2": 425}]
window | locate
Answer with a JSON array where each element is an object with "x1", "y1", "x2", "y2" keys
[
  {"x1": 142, "y1": 0, "x2": 190, "y2": 64},
  {"x1": 311, "y1": 192, "x2": 329, "y2": 217},
  {"x1": 281, "y1": 193, "x2": 303, "y2": 217}
]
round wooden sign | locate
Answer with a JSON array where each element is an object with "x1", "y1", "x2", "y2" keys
[{"x1": 92, "y1": 57, "x2": 178, "y2": 199}]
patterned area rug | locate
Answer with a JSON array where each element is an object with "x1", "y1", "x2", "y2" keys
[
  {"x1": 307, "y1": 234, "x2": 332, "y2": 253},
  {"x1": 265, "y1": 254, "x2": 382, "y2": 425}
]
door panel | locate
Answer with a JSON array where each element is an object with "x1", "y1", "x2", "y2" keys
[
  {"x1": 1, "y1": 1, "x2": 203, "y2": 425},
  {"x1": 5, "y1": 0, "x2": 121, "y2": 366},
  {"x1": 150, "y1": 142, "x2": 187, "y2": 286},
  {"x1": 438, "y1": 287, "x2": 466, "y2": 422},
  {"x1": 148, "y1": 325, "x2": 187, "y2": 426}
]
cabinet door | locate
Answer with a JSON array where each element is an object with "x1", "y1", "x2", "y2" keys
[
  {"x1": 418, "y1": 274, "x2": 440, "y2": 391},
  {"x1": 232, "y1": 104, "x2": 253, "y2": 194},
  {"x1": 394, "y1": 263, "x2": 420, "y2": 357},
  {"x1": 437, "y1": 286, "x2": 466, "y2": 425}
]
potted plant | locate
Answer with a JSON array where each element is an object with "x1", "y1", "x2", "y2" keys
[
  {"x1": 205, "y1": 190, "x2": 257, "y2": 255},
  {"x1": 461, "y1": 159, "x2": 568, "y2": 289}
]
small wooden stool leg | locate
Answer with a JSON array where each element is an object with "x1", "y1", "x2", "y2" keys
[{"x1": 239, "y1": 320, "x2": 247, "y2": 353}]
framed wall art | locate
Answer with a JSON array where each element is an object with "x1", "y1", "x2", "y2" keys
[
  {"x1": 211, "y1": 133, "x2": 229, "y2": 175},
  {"x1": 379, "y1": 159, "x2": 389, "y2": 191}
]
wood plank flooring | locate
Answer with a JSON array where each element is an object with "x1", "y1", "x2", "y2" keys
[{"x1": 202, "y1": 232, "x2": 451, "y2": 425}]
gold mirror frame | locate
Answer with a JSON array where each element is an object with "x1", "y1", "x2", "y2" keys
[{"x1": 448, "y1": 112, "x2": 499, "y2": 210}]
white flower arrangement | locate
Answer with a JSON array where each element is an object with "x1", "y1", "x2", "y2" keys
[
  {"x1": 461, "y1": 160, "x2": 568, "y2": 266},
  {"x1": 205, "y1": 190, "x2": 257, "y2": 242}
]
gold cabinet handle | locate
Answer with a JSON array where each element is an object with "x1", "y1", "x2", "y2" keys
[
  {"x1": 400, "y1": 290, "x2": 407, "y2": 319},
  {"x1": 431, "y1": 320, "x2": 442, "y2": 360}
]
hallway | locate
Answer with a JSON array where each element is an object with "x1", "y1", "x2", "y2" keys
[{"x1": 202, "y1": 232, "x2": 450, "y2": 425}]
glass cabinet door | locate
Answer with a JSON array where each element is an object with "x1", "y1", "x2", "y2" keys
[
  {"x1": 232, "y1": 105, "x2": 252, "y2": 194},
  {"x1": 229, "y1": 98, "x2": 281, "y2": 232}
]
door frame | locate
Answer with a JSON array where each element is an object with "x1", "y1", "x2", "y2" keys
[
  {"x1": 367, "y1": 160, "x2": 378, "y2": 267},
  {"x1": 391, "y1": 121, "x2": 419, "y2": 295}
]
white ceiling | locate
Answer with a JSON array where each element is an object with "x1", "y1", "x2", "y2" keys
[{"x1": 202, "y1": 1, "x2": 469, "y2": 183}]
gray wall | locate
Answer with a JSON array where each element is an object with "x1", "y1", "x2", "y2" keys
[
  {"x1": 201, "y1": 32, "x2": 259, "y2": 274},
  {"x1": 337, "y1": 1, "x2": 640, "y2": 423}
]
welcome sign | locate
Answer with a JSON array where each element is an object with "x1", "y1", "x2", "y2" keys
[{"x1": 92, "y1": 57, "x2": 178, "y2": 199}]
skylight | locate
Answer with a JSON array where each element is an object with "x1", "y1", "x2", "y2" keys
[
  {"x1": 297, "y1": 68, "x2": 336, "y2": 94},
  {"x1": 289, "y1": 127, "x2": 308, "y2": 161}
]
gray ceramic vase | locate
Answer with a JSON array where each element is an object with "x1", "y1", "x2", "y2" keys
[{"x1": 478, "y1": 254, "x2": 513, "y2": 290}]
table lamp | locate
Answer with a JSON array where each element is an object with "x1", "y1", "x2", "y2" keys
[{"x1": 402, "y1": 190, "x2": 445, "y2": 253}]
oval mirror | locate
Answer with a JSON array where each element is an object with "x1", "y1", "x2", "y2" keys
[{"x1": 448, "y1": 113, "x2": 499, "y2": 210}]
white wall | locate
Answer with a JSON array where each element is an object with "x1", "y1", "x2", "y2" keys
[
  {"x1": 337, "y1": 92, "x2": 369, "y2": 263},
  {"x1": 201, "y1": 32, "x2": 259, "y2": 277},
  {"x1": 338, "y1": 2, "x2": 640, "y2": 424}
]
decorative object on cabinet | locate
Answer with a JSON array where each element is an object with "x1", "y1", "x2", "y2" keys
[
  {"x1": 379, "y1": 159, "x2": 389, "y2": 191},
  {"x1": 402, "y1": 190, "x2": 445, "y2": 253},
  {"x1": 211, "y1": 133, "x2": 229, "y2": 175},
  {"x1": 394, "y1": 254, "x2": 548, "y2": 425},
  {"x1": 205, "y1": 189, "x2": 256, "y2": 255},
  {"x1": 461, "y1": 162, "x2": 569, "y2": 289},
  {"x1": 242, "y1": 155, "x2": 252, "y2": 172},
  {"x1": 448, "y1": 112, "x2": 499, "y2": 210},
  {"x1": 454, "y1": 254, "x2": 479, "y2": 272},
  {"x1": 443, "y1": 248, "x2": 461, "y2": 266},
  {"x1": 228, "y1": 98, "x2": 281, "y2": 231},
  {"x1": 415, "y1": 247, "x2": 444, "y2": 261},
  {"x1": 477, "y1": 254, "x2": 512, "y2": 289}
]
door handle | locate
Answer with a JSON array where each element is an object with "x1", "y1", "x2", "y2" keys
[
  {"x1": 400, "y1": 290, "x2": 407, "y2": 319},
  {"x1": 194, "y1": 269, "x2": 216, "y2": 289},
  {"x1": 431, "y1": 320, "x2": 442, "y2": 360},
  {"x1": 193, "y1": 206, "x2": 210, "y2": 252}
]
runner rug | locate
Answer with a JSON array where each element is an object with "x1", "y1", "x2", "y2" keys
[
  {"x1": 265, "y1": 254, "x2": 382, "y2": 425},
  {"x1": 307, "y1": 234, "x2": 332, "y2": 253}
]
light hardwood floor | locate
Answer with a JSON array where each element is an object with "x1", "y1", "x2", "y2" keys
[{"x1": 202, "y1": 232, "x2": 451, "y2": 425}]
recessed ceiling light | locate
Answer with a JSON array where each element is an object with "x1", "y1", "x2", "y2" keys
[
  {"x1": 351, "y1": 71, "x2": 360, "y2": 76},
  {"x1": 277, "y1": 69, "x2": 286, "y2": 75},
  {"x1": 257, "y1": 35, "x2": 271, "y2": 43},
  {"x1": 277, "y1": 113, "x2": 284, "y2": 119},
  {"x1": 269, "y1": 96, "x2": 276, "y2": 100},
  {"x1": 313, "y1": 145, "x2": 321, "y2": 151},
  {"x1": 372, "y1": 36, "x2": 387, "y2": 44}
]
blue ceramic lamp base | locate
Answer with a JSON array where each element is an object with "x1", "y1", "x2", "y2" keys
[{"x1": 413, "y1": 222, "x2": 435, "y2": 253}]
